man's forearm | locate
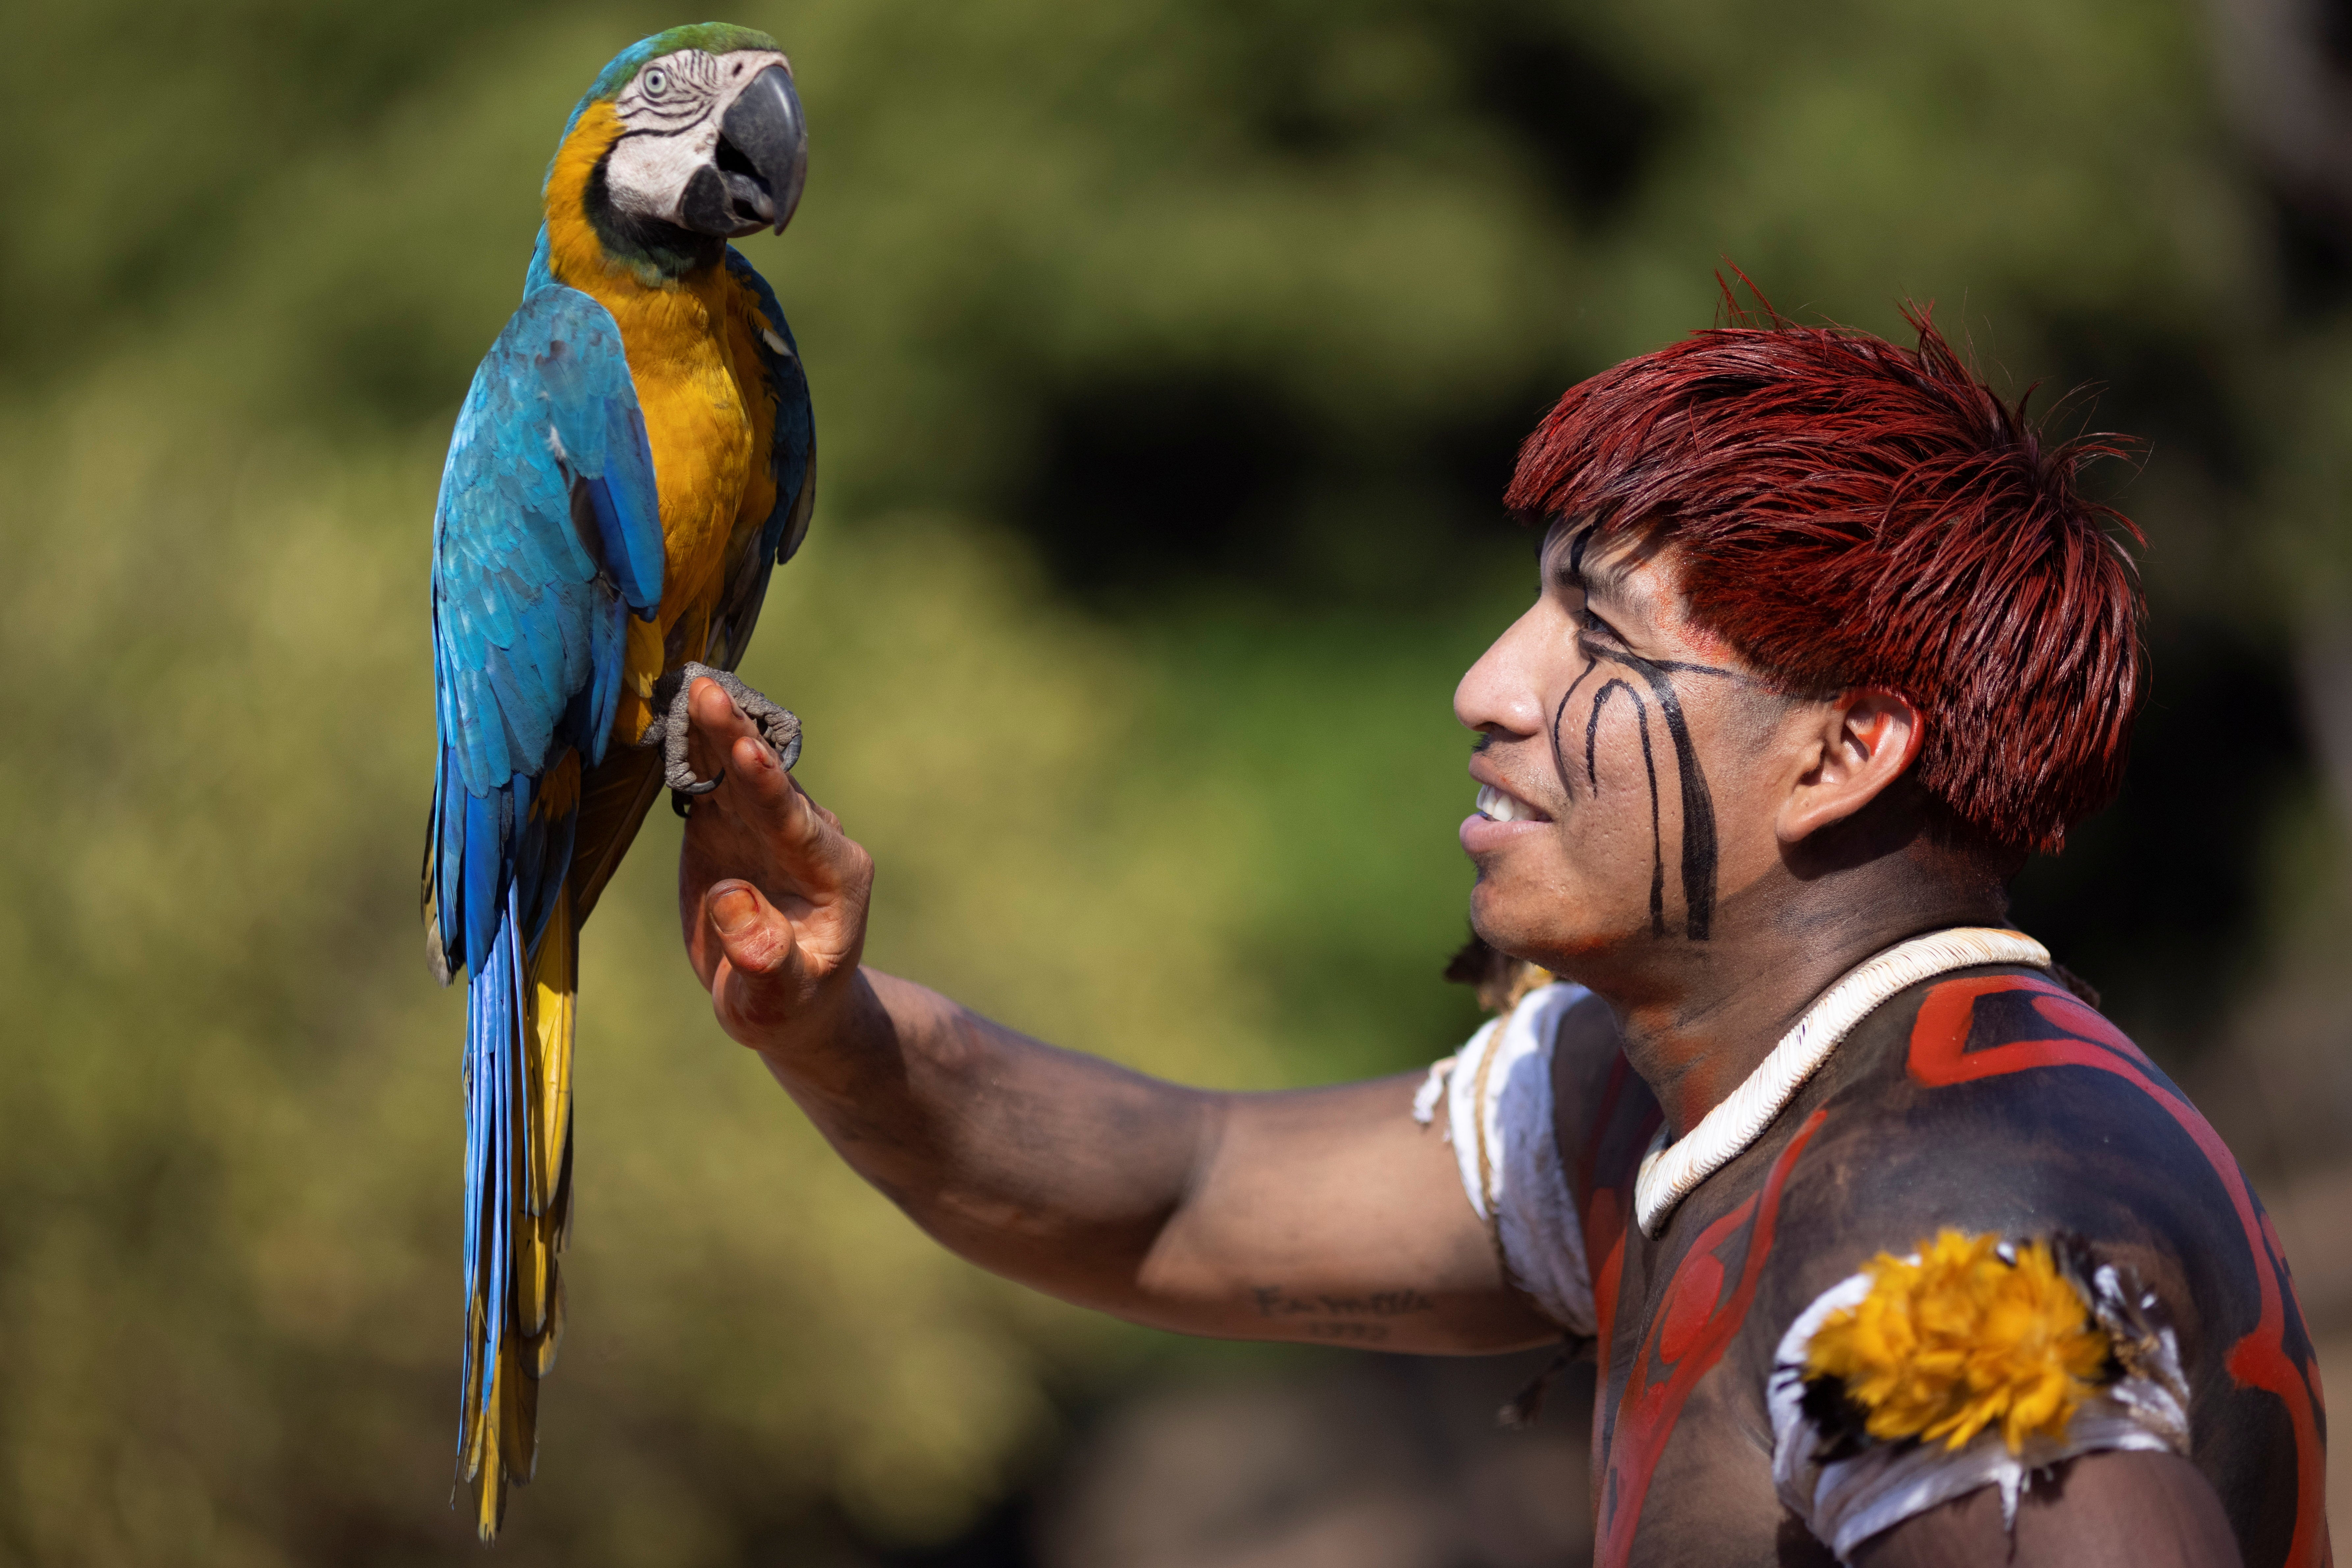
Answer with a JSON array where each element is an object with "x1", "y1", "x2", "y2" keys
[{"x1": 747, "y1": 967, "x2": 1218, "y2": 1317}]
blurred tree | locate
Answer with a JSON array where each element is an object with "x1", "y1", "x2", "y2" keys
[{"x1": 0, "y1": 0, "x2": 2338, "y2": 1560}]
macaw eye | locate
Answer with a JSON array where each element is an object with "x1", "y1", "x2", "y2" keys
[{"x1": 642, "y1": 67, "x2": 670, "y2": 97}]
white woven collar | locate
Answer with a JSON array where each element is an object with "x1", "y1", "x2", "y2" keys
[{"x1": 1632, "y1": 927, "x2": 2051, "y2": 1238}]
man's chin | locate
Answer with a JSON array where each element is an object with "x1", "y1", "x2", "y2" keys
[
  {"x1": 1467, "y1": 884, "x2": 1560, "y2": 970},
  {"x1": 1469, "y1": 880, "x2": 1633, "y2": 977}
]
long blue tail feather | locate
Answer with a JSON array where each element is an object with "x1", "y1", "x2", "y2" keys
[
  {"x1": 457, "y1": 873, "x2": 524, "y2": 1534},
  {"x1": 453, "y1": 790, "x2": 577, "y2": 1535},
  {"x1": 456, "y1": 904, "x2": 500, "y2": 1478}
]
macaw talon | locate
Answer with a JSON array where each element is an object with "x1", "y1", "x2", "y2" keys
[{"x1": 646, "y1": 662, "x2": 802, "y2": 811}]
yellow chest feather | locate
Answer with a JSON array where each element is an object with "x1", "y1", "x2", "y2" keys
[{"x1": 603, "y1": 274, "x2": 755, "y2": 625}]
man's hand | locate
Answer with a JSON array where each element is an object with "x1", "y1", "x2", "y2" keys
[{"x1": 677, "y1": 676, "x2": 874, "y2": 1052}]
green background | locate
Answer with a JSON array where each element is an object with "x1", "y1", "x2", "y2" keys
[{"x1": 2, "y1": 0, "x2": 2346, "y2": 1560}]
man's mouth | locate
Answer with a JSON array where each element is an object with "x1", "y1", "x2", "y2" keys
[{"x1": 1475, "y1": 783, "x2": 1549, "y2": 824}]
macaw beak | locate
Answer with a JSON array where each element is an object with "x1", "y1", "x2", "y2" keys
[{"x1": 682, "y1": 64, "x2": 808, "y2": 238}]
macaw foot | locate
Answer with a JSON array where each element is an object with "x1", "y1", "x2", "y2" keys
[{"x1": 644, "y1": 662, "x2": 802, "y2": 816}]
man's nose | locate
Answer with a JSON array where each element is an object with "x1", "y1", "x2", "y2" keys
[{"x1": 1455, "y1": 603, "x2": 1550, "y2": 737}]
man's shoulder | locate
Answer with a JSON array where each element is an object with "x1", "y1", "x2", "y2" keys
[
  {"x1": 1804, "y1": 965, "x2": 2237, "y2": 1235},
  {"x1": 1757, "y1": 964, "x2": 2290, "y2": 1387},
  {"x1": 1746, "y1": 967, "x2": 2325, "y2": 1568}
]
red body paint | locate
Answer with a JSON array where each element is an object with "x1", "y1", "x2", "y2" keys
[
  {"x1": 1593, "y1": 1110, "x2": 1826, "y2": 1567},
  {"x1": 1579, "y1": 1053, "x2": 1657, "y2": 1500}
]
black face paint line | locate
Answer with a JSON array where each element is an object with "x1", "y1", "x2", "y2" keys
[
  {"x1": 1597, "y1": 650, "x2": 1720, "y2": 942},
  {"x1": 1566, "y1": 526, "x2": 1593, "y2": 587},
  {"x1": 1584, "y1": 680, "x2": 1669, "y2": 937},
  {"x1": 1584, "y1": 680, "x2": 1634, "y2": 794},
  {"x1": 1634, "y1": 702, "x2": 1665, "y2": 937},
  {"x1": 1546, "y1": 656, "x2": 1602, "y2": 805}
]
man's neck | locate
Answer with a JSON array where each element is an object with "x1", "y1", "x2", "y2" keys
[{"x1": 1579, "y1": 864, "x2": 2008, "y2": 1140}]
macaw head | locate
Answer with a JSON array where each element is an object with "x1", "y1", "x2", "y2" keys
[{"x1": 547, "y1": 23, "x2": 808, "y2": 282}]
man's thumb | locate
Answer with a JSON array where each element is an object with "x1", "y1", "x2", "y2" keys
[
  {"x1": 711, "y1": 883, "x2": 761, "y2": 938},
  {"x1": 706, "y1": 881, "x2": 792, "y2": 979}
]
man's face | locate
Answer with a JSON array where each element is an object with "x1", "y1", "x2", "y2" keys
[{"x1": 1454, "y1": 521, "x2": 1797, "y2": 973}]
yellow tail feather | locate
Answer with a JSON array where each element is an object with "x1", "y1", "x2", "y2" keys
[
  {"x1": 529, "y1": 892, "x2": 575, "y2": 1231},
  {"x1": 467, "y1": 885, "x2": 578, "y2": 1540}
]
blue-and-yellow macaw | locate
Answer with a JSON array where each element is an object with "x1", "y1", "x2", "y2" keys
[{"x1": 419, "y1": 23, "x2": 815, "y2": 1538}]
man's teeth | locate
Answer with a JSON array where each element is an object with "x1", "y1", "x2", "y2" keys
[{"x1": 1476, "y1": 784, "x2": 1541, "y2": 823}]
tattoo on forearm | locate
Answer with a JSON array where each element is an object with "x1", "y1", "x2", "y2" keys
[{"x1": 1249, "y1": 1285, "x2": 1436, "y2": 1342}]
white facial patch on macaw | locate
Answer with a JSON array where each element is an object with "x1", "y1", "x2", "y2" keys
[{"x1": 602, "y1": 48, "x2": 792, "y2": 226}]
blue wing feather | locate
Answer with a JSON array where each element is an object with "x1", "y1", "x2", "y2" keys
[{"x1": 426, "y1": 284, "x2": 663, "y2": 980}]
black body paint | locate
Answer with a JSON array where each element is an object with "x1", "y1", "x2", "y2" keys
[
  {"x1": 1584, "y1": 680, "x2": 1669, "y2": 936},
  {"x1": 1632, "y1": 697, "x2": 1667, "y2": 936},
  {"x1": 1583, "y1": 680, "x2": 1636, "y2": 792},
  {"x1": 1643, "y1": 657, "x2": 1753, "y2": 679},
  {"x1": 1537, "y1": 518, "x2": 1743, "y2": 939},
  {"x1": 1599, "y1": 650, "x2": 1720, "y2": 941},
  {"x1": 1548, "y1": 658, "x2": 1601, "y2": 803}
]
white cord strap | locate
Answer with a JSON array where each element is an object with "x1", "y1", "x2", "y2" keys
[{"x1": 1633, "y1": 927, "x2": 2051, "y2": 1238}]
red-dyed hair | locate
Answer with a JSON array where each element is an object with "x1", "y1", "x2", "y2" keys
[{"x1": 1505, "y1": 300, "x2": 2144, "y2": 856}]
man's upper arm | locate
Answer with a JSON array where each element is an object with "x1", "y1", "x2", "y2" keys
[
  {"x1": 1757, "y1": 972, "x2": 2297, "y2": 1565},
  {"x1": 1133, "y1": 1070, "x2": 1563, "y2": 1350},
  {"x1": 1137, "y1": 984, "x2": 1627, "y2": 1354}
]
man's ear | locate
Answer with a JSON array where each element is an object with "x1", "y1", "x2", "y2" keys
[{"x1": 1776, "y1": 689, "x2": 1925, "y2": 845}]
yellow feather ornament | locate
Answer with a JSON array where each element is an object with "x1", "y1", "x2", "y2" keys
[{"x1": 1803, "y1": 1230, "x2": 2112, "y2": 1455}]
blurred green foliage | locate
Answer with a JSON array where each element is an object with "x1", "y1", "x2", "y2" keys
[{"x1": 0, "y1": 0, "x2": 2335, "y2": 1560}]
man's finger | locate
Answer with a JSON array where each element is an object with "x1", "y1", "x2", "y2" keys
[
  {"x1": 688, "y1": 696, "x2": 859, "y2": 888},
  {"x1": 686, "y1": 676, "x2": 762, "y2": 777},
  {"x1": 686, "y1": 678, "x2": 799, "y2": 836}
]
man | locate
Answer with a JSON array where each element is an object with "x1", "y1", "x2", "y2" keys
[{"x1": 670, "y1": 307, "x2": 2328, "y2": 1565}]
